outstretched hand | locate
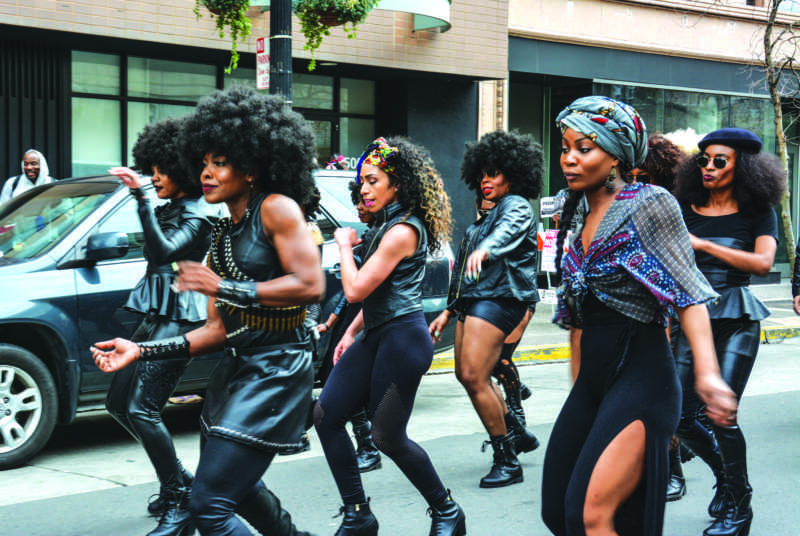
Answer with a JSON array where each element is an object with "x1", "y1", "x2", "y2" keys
[
  {"x1": 108, "y1": 167, "x2": 143, "y2": 190},
  {"x1": 91, "y1": 338, "x2": 140, "y2": 373}
]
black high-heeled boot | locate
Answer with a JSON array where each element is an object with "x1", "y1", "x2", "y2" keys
[
  {"x1": 334, "y1": 499, "x2": 379, "y2": 536},
  {"x1": 237, "y1": 482, "x2": 316, "y2": 536},
  {"x1": 703, "y1": 426, "x2": 753, "y2": 535},
  {"x1": 148, "y1": 465, "x2": 195, "y2": 517},
  {"x1": 504, "y1": 410, "x2": 539, "y2": 455},
  {"x1": 479, "y1": 434, "x2": 523, "y2": 488},
  {"x1": 677, "y1": 416, "x2": 726, "y2": 517},
  {"x1": 427, "y1": 490, "x2": 466, "y2": 536},
  {"x1": 351, "y1": 410, "x2": 382, "y2": 473},
  {"x1": 666, "y1": 442, "x2": 686, "y2": 502},
  {"x1": 147, "y1": 486, "x2": 194, "y2": 536}
]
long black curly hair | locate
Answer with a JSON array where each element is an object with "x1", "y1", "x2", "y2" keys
[
  {"x1": 460, "y1": 129, "x2": 544, "y2": 200},
  {"x1": 639, "y1": 133, "x2": 685, "y2": 193},
  {"x1": 673, "y1": 147, "x2": 786, "y2": 217},
  {"x1": 178, "y1": 85, "x2": 317, "y2": 207},
  {"x1": 132, "y1": 116, "x2": 200, "y2": 197},
  {"x1": 365, "y1": 136, "x2": 452, "y2": 254}
]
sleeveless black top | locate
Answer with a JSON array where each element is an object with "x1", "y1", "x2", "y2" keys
[{"x1": 360, "y1": 202, "x2": 427, "y2": 333}]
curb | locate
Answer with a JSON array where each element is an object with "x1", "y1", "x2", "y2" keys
[{"x1": 428, "y1": 324, "x2": 800, "y2": 373}]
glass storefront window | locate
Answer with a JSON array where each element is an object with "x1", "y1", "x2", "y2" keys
[
  {"x1": 127, "y1": 102, "x2": 194, "y2": 167},
  {"x1": 308, "y1": 120, "x2": 333, "y2": 164},
  {"x1": 128, "y1": 57, "x2": 216, "y2": 101},
  {"x1": 295, "y1": 74, "x2": 334, "y2": 110},
  {"x1": 72, "y1": 51, "x2": 120, "y2": 95},
  {"x1": 340, "y1": 78, "x2": 375, "y2": 115},
  {"x1": 340, "y1": 118, "x2": 375, "y2": 166},
  {"x1": 663, "y1": 91, "x2": 724, "y2": 139},
  {"x1": 224, "y1": 68, "x2": 258, "y2": 90},
  {"x1": 731, "y1": 97, "x2": 774, "y2": 153},
  {"x1": 72, "y1": 98, "x2": 121, "y2": 176}
]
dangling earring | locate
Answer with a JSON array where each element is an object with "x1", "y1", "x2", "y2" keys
[
  {"x1": 605, "y1": 167, "x2": 617, "y2": 190},
  {"x1": 244, "y1": 180, "x2": 255, "y2": 219}
]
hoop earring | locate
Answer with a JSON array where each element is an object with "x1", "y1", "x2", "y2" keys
[{"x1": 605, "y1": 168, "x2": 617, "y2": 190}]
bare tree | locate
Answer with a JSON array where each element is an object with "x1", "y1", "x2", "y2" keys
[{"x1": 763, "y1": 0, "x2": 798, "y2": 268}]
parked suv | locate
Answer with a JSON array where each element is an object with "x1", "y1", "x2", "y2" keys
[{"x1": 0, "y1": 171, "x2": 453, "y2": 469}]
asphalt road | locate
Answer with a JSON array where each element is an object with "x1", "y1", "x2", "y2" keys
[{"x1": 3, "y1": 337, "x2": 799, "y2": 536}]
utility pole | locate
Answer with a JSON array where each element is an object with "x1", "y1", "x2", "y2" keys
[{"x1": 269, "y1": 0, "x2": 292, "y2": 106}]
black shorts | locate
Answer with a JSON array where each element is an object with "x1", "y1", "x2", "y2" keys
[{"x1": 457, "y1": 298, "x2": 529, "y2": 336}]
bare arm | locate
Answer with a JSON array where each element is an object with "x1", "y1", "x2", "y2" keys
[
  {"x1": 336, "y1": 223, "x2": 418, "y2": 303},
  {"x1": 690, "y1": 234, "x2": 776, "y2": 277},
  {"x1": 569, "y1": 327, "x2": 581, "y2": 383},
  {"x1": 176, "y1": 194, "x2": 324, "y2": 306}
]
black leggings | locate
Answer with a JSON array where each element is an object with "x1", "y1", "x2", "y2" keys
[
  {"x1": 105, "y1": 314, "x2": 197, "y2": 487},
  {"x1": 314, "y1": 311, "x2": 448, "y2": 507},
  {"x1": 674, "y1": 316, "x2": 760, "y2": 484},
  {"x1": 190, "y1": 435, "x2": 275, "y2": 535}
]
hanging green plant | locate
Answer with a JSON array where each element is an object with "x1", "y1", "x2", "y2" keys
[
  {"x1": 294, "y1": 0, "x2": 379, "y2": 71},
  {"x1": 194, "y1": 0, "x2": 253, "y2": 73}
]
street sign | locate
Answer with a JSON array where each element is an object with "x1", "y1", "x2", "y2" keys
[{"x1": 256, "y1": 37, "x2": 269, "y2": 90}]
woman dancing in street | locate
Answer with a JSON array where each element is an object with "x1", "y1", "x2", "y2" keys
[
  {"x1": 428, "y1": 129, "x2": 543, "y2": 488},
  {"x1": 314, "y1": 137, "x2": 465, "y2": 536},
  {"x1": 104, "y1": 116, "x2": 214, "y2": 535},
  {"x1": 673, "y1": 127, "x2": 785, "y2": 536},
  {"x1": 92, "y1": 85, "x2": 323, "y2": 536},
  {"x1": 542, "y1": 96, "x2": 737, "y2": 536}
]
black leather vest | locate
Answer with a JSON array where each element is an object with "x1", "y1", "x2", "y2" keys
[{"x1": 361, "y1": 202, "x2": 426, "y2": 333}]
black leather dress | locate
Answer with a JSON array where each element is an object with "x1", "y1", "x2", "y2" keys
[{"x1": 201, "y1": 192, "x2": 313, "y2": 454}]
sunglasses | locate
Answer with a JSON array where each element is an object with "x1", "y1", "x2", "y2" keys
[{"x1": 696, "y1": 154, "x2": 730, "y2": 170}]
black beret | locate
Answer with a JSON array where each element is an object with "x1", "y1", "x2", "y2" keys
[{"x1": 698, "y1": 128, "x2": 762, "y2": 153}]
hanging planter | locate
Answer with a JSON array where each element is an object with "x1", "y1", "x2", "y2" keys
[
  {"x1": 294, "y1": 0, "x2": 380, "y2": 71},
  {"x1": 193, "y1": 0, "x2": 253, "y2": 73}
]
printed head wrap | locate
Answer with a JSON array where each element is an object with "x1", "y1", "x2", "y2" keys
[
  {"x1": 556, "y1": 96, "x2": 648, "y2": 169},
  {"x1": 355, "y1": 137, "x2": 398, "y2": 183}
]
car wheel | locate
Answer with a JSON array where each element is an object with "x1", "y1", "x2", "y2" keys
[{"x1": 0, "y1": 344, "x2": 58, "y2": 470}]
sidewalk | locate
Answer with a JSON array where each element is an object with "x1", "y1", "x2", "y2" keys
[{"x1": 430, "y1": 279, "x2": 799, "y2": 372}]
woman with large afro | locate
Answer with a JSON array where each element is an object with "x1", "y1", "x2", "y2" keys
[
  {"x1": 428, "y1": 129, "x2": 544, "y2": 488},
  {"x1": 104, "y1": 116, "x2": 215, "y2": 535},
  {"x1": 314, "y1": 137, "x2": 465, "y2": 536},
  {"x1": 672, "y1": 128, "x2": 785, "y2": 536},
  {"x1": 92, "y1": 85, "x2": 324, "y2": 536}
]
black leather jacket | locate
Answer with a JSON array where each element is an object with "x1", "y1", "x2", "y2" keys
[
  {"x1": 447, "y1": 194, "x2": 539, "y2": 311},
  {"x1": 360, "y1": 202, "x2": 427, "y2": 333},
  {"x1": 124, "y1": 195, "x2": 214, "y2": 322}
]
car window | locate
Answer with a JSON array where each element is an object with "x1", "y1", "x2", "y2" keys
[
  {"x1": 94, "y1": 195, "x2": 145, "y2": 261},
  {"x1": 0, "y1": 182, "x2": 116, "y2": 260}
]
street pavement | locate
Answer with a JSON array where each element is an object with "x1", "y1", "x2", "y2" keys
[{"x1": 2, "y1": 283, "x2": 799, "y2": 535}]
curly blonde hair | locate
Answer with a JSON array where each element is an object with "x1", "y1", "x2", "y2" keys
[{"x1": 380, "y1": 137, "x2": 452, "y2": 254}]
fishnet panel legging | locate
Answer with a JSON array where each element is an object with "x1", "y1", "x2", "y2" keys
[{"x1": 314, "y1": 311, "x2": 448, "y2": 507}]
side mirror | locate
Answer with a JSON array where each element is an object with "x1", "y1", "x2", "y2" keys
[{"x1": 85, "y1": 232, "x2": 129, "y2": 262}]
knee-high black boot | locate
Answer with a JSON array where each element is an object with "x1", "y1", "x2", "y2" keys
[
  {"x1": 703, "y1": 426, "x2": 752, "y2": 536},
  {"x1": 666, "y1": 440, "x2": 686, "y2": 502},
  {"x1": 504, "y1": 410, "x2": 539, "y2": 455},
  {"x1": 350, "y1": 409, "x2": 381, "y2": 473},
  {"x1": 236, "y1": 483, "x2": 316, "y2": 536},
  {"x1": 479, "y1": 434, "x2": 523, "y2": 488},
  {"x1": 678, "y1": 416, "x2": 727, "y2": 517}
]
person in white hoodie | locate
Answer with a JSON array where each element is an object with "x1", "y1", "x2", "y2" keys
[{"x1": 1, "y1": 149, "x2": 55, "y2": 203}]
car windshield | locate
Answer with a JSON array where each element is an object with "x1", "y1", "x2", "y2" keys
[{"x1": 0, "y1": 181, "x2": 118, "y2": 261}]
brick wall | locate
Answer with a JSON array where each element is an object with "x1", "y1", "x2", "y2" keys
[{"x1": 0, "y1": 0, "x2": 507, "y2": 79}]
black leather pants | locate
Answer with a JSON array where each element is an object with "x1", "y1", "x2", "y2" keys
[
  {"x1": 674, "y1": 316, "x2": 759, "y2": 488},
  {"x1": 105, "y1": 314, "x2": 197, "y2": 488}
]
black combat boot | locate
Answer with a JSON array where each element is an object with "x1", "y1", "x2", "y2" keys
[
  {"x1": 504, "y1": 410, "x2": 540, "y2": 455},
  {"x1": 334, "y1": 499, "x2": 379, "y2": 536},
  {"x1": 703, "y1": 427, "x2": 753, "y2": 536},
  {"x1": 237, "y1": 482, "x2": 317, "y2": 536},
  {"x1": 666, "y1": 443, "x2": 686, "y2": 502},
  {"x1": 427, "y1": 490, "x2": 466, "y2": 536},
  {"x1": 351, "y1": 410, "x2": 382, "y2": 473},
  {"x1": 479, "y1": 434, "x2": 523, "y2": 488},
  {"x1": 147, "y1": 485, "x2": 194, "y2": 536},
  {"x1": 505, "y1": 381, "x2": 527, "y2": 428},
  {"x1": 678, "y1": 417, "x2": 727, "y2": 517},
  {"x1": 148, "y1": 465, "x2": 194, "y2": 517}
]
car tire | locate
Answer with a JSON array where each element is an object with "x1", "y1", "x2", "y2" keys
[{"x1": 0, "y1": 344, "x2": 58, "y2": 470}]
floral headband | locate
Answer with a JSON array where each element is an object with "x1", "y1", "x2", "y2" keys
[{"x1": 355, "y1": 137, "x2": 398, "y2": 183}]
